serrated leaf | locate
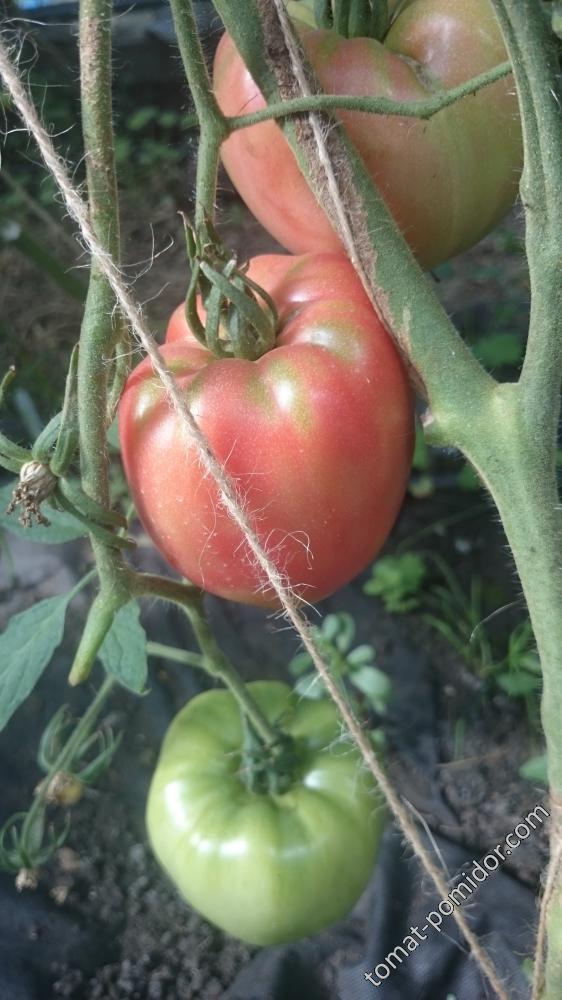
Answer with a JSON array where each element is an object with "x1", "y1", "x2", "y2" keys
[
  {"x1": 98, "y1": 602, "x2": 147, "y2": 693},
  {"x1": 519, "y1": 754, "x2": 548, "y2": 786},
  {"x1": 0, "y1": 593, "x2": 71, "y2": 731},
  {"x1": 0, "y1": 483, "x2": 86, "y2": 544},
  {"x1": 350, "y1": 665, "x2": 392, "y2": 710}
]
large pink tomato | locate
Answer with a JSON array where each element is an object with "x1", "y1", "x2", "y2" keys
[
  {"x1": 213, "y1": 0, "x2": 522, "y2": 270},
  {"x1": 119, "y1": 253, "x2": 413, "y2": 607}
]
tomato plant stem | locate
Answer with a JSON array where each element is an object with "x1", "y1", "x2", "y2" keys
[
  {"x1": 184, "y1": 599, "x2": 282, "y2": 747},
  {"x1": 77, "y1": 0, "x2": 130, "y2": 606},
  {"x1": 220, "y1": 62, "x2": 513, "y2": 132},
  {"x1": 21, "y1": 674, "x2": 116, "y2": 861},
  {"x1": 168, "y1": 0, "x2": 226, "y2": 226},
  {"x1": 77, "y1": 0, "x2": 120, "y2": 513},
  {"x1": 487, "y1": 4, "x2": 562, "y2": 996},
  {"x1": 146, "y1": 642, "x2": 205, "y2": 669}
]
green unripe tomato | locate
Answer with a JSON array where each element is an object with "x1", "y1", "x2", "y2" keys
[{"x1": 146, "y1": 681, "x2": 386, "y2": 946}]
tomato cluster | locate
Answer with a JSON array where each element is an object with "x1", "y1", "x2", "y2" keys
[{"x1": 118, "y1": 0, "x2": 522, "y2": 949}]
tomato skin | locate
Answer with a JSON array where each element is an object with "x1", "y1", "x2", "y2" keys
[
  {"x1": 146, "y1": 681, "x2": 386, "y2": 945},
  {"x1": 213, "y1": 0, "x2": 522, "y2": 270},
  {"x1": 119, "y1": 253, "x2": 413, "y2": 607}
]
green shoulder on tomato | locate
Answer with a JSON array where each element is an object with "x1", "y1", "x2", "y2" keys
[
  {"x1": 146, "y1": 681, "x2": 386, "y2": 945},
  {"x1": 119, "y1": 253, "x2": 413, "y2": 608},
  {"x1": 213, "y1": 0, "x2": 522, "y2": 270}
]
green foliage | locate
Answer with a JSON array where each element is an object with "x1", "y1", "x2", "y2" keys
[
  {"x1": 0, "y1": 593, "x2": 72, "y2": 732},
  {"x1": 289, "y1": 612, "x2": 392, "y2": 715},
  {"x1": 365, "y1": 549, "x2": 541, "y2": 714},
  {"x1": 363, "y1": 552, "x2": 427, "y2": 612},
  {"x1": 98, "y1": 601, "x2": 148, "y2": 694}
]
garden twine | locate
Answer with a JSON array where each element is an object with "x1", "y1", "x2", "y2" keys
[{"x1": 0, "y1": 27, "x2": 509, "y2": 1000}]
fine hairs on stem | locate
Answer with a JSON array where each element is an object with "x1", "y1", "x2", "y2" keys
[{"x1": 0, "y1": 30, "x2": 510, "y2": 1000}]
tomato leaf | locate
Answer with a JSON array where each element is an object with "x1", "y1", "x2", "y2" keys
[
  {"x1": 98, "y1": 602, "x2": 147, "y2": 693},
  {"x1": 0, "y1": 593, "x2": 71, "y2": 732},
  {"x1": 0, "y1": 483, "x2": 87, "y2": 544},
  {"x1": 346, "y1": 644, "x2": 376, "y2": 667},
  {"x1": 349, "y1": 665, "x2": 392, "y2": 713}
]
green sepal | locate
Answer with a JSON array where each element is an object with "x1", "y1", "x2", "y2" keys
[
  {"x1": 58, "y1": 477, "x2": 128, "y2": 529},
  {"x1": 55, "y1": 488, "x2": 135, "y2": 550},
  {"x1": 32, "y1": 412, "x2": 63, "y2": 463},
  {"x1": 51, "y1": 344, "x2": 80, "y2": 475}
]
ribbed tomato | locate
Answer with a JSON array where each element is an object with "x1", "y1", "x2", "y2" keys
[
  {"x1": 146, "y1": 681, "x2": 386, "y2": 945},
  {"x1": 119, "y1": 253, "x2": 413, "y2": 607},
  {"x1": 213, "y1": 0, "x2": 522, "y2": 270}
]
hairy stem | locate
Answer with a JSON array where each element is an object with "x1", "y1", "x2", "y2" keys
[
  {"x1": 77, "y1": 0, "x2": 127, "y2": 588},
  {"x1": 488, "y1": 5, "x2": 562, "y2": 998},
  {"x1": 168, "y1": 0, "x2": 226, "y2": 225},
  {"x1": 185, "y1": 599, "x2": 281, "y2": 747},
  {"x1": 147, "y1": 642, "x2": 205, "y2": 669},
  {"x1": 225, "y1": 62, "x2": 512, "y2": 130}
]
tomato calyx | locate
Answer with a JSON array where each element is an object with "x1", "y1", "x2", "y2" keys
[
  {"x1": 240, "y1": 716, "x2": 299, "y2": 795},
  {"x1": 287, "y1": 0, "x2": 390, "y2": 40},
  {"x1": 184, "y1": 217, "x2": 278, "y2": 361}
]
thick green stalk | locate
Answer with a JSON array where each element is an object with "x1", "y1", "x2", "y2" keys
[
  {"x1": 77, "y1": 0, "x2": 130, "y2": 616},
  {"x1": 78, "y1": 0, "x2": 120, "y2": 510},
  {"x1": 486, "y1": 4, "x2": 562, "y2": 998}
]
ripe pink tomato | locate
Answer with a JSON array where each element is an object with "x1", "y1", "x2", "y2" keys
[{"x1": 120, "y1": 253, "x2": 413, "y2": 607}]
